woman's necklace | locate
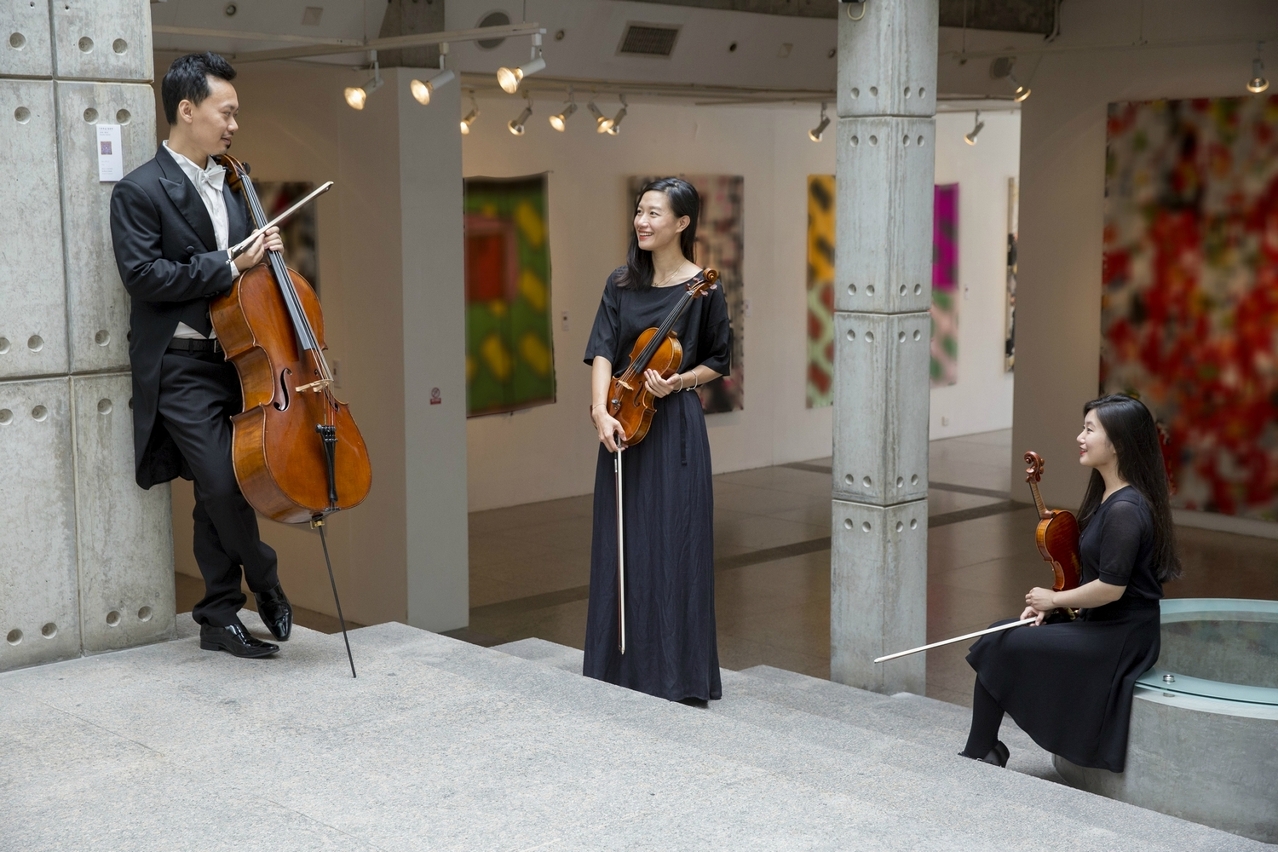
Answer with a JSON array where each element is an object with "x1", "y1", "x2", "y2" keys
[{"x1": 653, "y1": 263, "x2": 688, "y2": 288}]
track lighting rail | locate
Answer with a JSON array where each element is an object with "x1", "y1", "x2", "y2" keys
[{"x1": 229, "y1": 22, "x2": 546, "y2": 64}]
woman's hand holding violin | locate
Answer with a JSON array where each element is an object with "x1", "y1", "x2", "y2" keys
[
  {"x1": 1020, "y1": 586, "x2": 1059, "y2": 625},
  {"x1": 643, "y1": 368, "x2": 681, "y2": 398}
]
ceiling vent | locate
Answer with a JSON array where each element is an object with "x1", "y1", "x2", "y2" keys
[{"x1": 618, "y1": 23, "x2": 680, "y2": 58}]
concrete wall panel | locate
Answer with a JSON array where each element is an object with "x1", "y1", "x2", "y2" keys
[
  {"x1": 51, "y1": 0, "x2": 151, "y2": 82},
  {"x1": 59, "y1": 81, "x2": 154, "y2": 373},
  {"x1": 833, "y1": 117, "x2": 935, "y2": 314},
  {"x1": 0, "y1": 378, "x2": 81, "y2": 672},
  {"x1": 836, "y1": 0, "x2": 937, "y2": 119},
  {"x1": 1, "y1": 0, "x2": 54, "y2": 77},
  {"x1": 72, "y1": 373, "x2": 174, "y2": 653},
  {"x1": 830, "y1": 497, "x2": 928, "y2": 693},
  {"x1": 0, "y1": 79, "x2": 68, "y2": 379},
  {"x1": 832, "y1": 312, "x2": 931, "y2": 506}
]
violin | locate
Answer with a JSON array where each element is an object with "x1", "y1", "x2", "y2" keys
[
  {"x1": 1024, "y1": 451, "x2": 1082, "y2": 595},
  {"x1": 210, "y1": 155, "x2": 372, "y2": 524},
  {"x1": 605, "y1": 268, "x2": 719, "y2": 447}
]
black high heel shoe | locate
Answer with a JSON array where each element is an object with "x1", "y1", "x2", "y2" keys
[{"x1": 959, "y1": 740, "x2": 1009, "y2": 767}]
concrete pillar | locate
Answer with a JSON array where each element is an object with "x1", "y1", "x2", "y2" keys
[
  {"x1": 1, "y1": 1, "x2": 171, "y2": 672},
  {"x1": 830, "y1": 0, "x2": 937, "y2": 695}
]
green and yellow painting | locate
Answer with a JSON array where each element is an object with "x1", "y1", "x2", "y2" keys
[{"x1": 463, "y1": 175, "x2": 556, "y2": 416}]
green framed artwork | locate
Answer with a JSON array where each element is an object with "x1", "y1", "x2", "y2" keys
[{"x1": 463, "y1": 174, "x2": 556, "y2": 417}]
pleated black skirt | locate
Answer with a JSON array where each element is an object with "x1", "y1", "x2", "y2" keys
[
  {"x1": 966, "y1": 598, "x2": 1160, "y2": 772},
  {"x1": 582, "y1": 391, "x2": 722, "y2": 702}
]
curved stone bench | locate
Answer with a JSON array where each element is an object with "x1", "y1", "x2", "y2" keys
[{"x1": 1054, "y1": 598, "x2": 1278, "y2": 844}]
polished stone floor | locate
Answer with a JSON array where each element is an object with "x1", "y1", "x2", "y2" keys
[
  {"x1": 455, "y1": 428, "x2": 1278, "y2": 708},
  {"x1": 176, "y1": 428, "x2": 1278, "y2": 708}
]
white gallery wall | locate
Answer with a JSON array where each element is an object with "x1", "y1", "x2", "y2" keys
[{"x1": 462, "y1": 97, "x2": 1021, "y2": 511}]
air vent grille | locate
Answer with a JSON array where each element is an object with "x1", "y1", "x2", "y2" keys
[{"x1": 618, "y1": 24, "x2": 680, "y2": 57}]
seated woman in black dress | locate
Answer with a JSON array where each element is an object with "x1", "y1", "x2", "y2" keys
[
  {"x1": 962, "y1": 394, "x2": 1181, "y2": 771},
  {"x1": 581, "y1": 177, "x2": 731, "y2": 705}
]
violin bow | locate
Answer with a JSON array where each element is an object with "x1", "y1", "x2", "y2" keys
[
  {"x1": 615, "y1": 448, "x2": 627, "y2": 654},
  {"x1": 873, "y1": 617, "x2": 1036, "y2": 664}
]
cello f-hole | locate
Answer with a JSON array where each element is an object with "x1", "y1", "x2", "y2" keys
[{"x1": 275, "y1": 367, "x2": 292, "y2": 411}]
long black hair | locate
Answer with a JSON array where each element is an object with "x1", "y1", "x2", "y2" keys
[
  {"x1": 1077, "y1": 394, "x2": 1182, "y2": 582},
  {"x1": 616, "y1": 177, "x2": 700, "y2": 290}
]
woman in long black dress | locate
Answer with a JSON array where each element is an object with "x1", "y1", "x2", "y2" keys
[
  {"x1": 581, "y1": 177, "x2": 731, "y2": 705},
  {"x1": 962, "y1": 394, "x2": 1181, "y2": 771}
]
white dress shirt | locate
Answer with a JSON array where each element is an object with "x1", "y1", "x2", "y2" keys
[{"x1": 164, "y1": 141, "x2": 234, "y2": 340}]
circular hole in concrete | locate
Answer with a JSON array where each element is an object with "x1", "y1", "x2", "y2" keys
[
  {"x1": 0, "y1": 410, "x2": 11, "y2": 426},
  {"x1": 10, "y1": 32, "x2": 26, "y2": 49},
  {"x1": 918, "y1": 136, "x2": 925, "y2": 146},
  {"x1": 919, "y1": 87, "x2": 926, "y2": 97},
  {"x1": 862, "y1": 476, "x2": 871, "y2": 487},
  {"x1": 78, "y1": 36, "x2": 93, "y2": 52},
  {"x1": 867, "y1": 284, "x2": 875, "y2": 295},
  {"x1": 902, "y1": 134, "x2": 910, "y2": 146},
  {"x1": 851, "y1": 87, "x2": 859, "y2": 97},
  {"x1": 850, "y1": 135, "x2": 859, "y2": 146},
  {"x1": 106, "y1": 611, "x2": 120, "y2": 627},
  {"x1": 844, "y1": 474, "x2": 853, "y2": 486},
  {"x1": 861, "y1": 521, "x2": 872, "y2": 532},
  {"x1": 895, "y1": 521, "x2": 904, "y2": 532},
  {"x1": 870, "y1": 86, "x2": 878, "y2": 96},
  {"x1": 137, "y1": 606, "x2": 152, "y2": 622},
  {"x1": 846, "y1": 329, "x2": 855, "y2": 341},
  {"x1": 898, "y1": 331, "x2": 905, "y2": 342},
  {"x1": 0, "y1": 337, "x2": 8, "y2": 353},
  {"x1": 914, "y1": 284, "x2": 922, "y2": 295},
  {"x1": 865, "y1": 331, "x2": 874, "y2": 343},
  {"x1": 116, "y1": 109, "x2": 130, "y2": 124},
  {"x1": 14, "y1": 106, "x2": 29, "y2": 123},
  {"x1": 848, "y1": 284, "x2": 857, "y2": 295},
  {"x1": 843, "y1": 518, "x2": 853, "y2": 530},
  {"x1": 41, "y1": 622, "x2": 57, "y2": 638},
  {"x1": 869, "y1": 135, "x2": 878, "y2": 146},
  {"x1": 128, "y1": 397, "x2": 133, "y2": 410},
  {"x1": 83, "y1": 107, "x2": 97, "y2": 123},
  {"x1": 31, "y1": 405, "x2": 47, "y2": 422},
  {"x1": 899, "y1": 284, "x2": 906, "y2": 295},
  {"x1": 913, "y1": 329, "x2": 922, "y2": 341},
  {"x1": 94, "y1": 329, "x2": 110, "y2": 345},
  {"x1": 910, "y1": 518, "x2": 918, "y2": 529},
  {"x1": 896, "y1": 477, "x2": 904, "y2": 488},
  {"x1": 28, "y1": 334, "x2": 43, "y2": 351},
  {"x1": 97, "y1": 398, "x2": 112, "y2": 415},
  {"x1": 911, "y1": 474, "x2": 919, "y2": 486},
  {"x1": 112, "y1": 38, "x2": 127, "y2": 54},
  {"x1": 904, "y1": 86, "x2": 911, "y2": 97},
  {"x1": 6, "y1": 629, "x2": 21, "y2": 645}
]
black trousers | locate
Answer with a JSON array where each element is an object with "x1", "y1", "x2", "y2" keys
[{"x1": 156, "y1": 350, "x2": 279, "y2": 627}]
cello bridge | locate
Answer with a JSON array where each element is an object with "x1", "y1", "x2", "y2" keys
[{"x1": 295, "y1": 378, "x2": 333, "y2": 394}]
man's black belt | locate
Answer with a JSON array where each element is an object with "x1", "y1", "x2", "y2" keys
[{"x1": 167, "y1": 337, "x2": 222, "y2": 354}]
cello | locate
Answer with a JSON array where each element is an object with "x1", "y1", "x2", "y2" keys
[
  {"x1": 874, "y1": 451, "x2": 1081, "y2": 663},
  {"x1": 602, "y1": 268, "x2": 719, "y2": 652},
  {"x1": 211, "y1": 154, "x2": 372, "y2": 675}
]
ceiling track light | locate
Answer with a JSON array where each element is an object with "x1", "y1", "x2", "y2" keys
[
  {"x1": 460, "y1": 92, "x2": 479, "y2": 135},
  {"x1": 509, "y1": 94, "x2": 533, "y2": 136},
  {"x1": 808, "y1": 102, "x2": 830, "y2": 142},
  {"x1": 1248, "y1": 43, "x2": 1269, "y2": 93},
  {"x1": 549, "y1": 89, "x2": 577, "y2": 131},
  {"x1": 964, "y1": 110, "x2": 984, "y2": 145},
  {"x1": 1007, "y1": 70, "x2": 1031, "y2": 103},
  {"x1": 587, "y1": 99, "x2": 608, "y2": 131},
  {"x1": 498, "y1": 32, "x2": 546, "y2": 94},
  {"x1": 604, "y1": 94, "x2": 627, "y2": 136},
  {"x1": 344, "y1": 53, "x2": 383, "y2": 110},
  {"x1": 410, "y1": 42, "x2": 455, "y2": 106}
]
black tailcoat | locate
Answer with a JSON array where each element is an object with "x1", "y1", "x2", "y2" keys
[{"x1": 109, "y1": 146, "x2": 250, "y2": 489}]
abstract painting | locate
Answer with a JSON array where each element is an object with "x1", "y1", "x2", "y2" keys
[
  {"x1": 805, "y1": 178, "x2": 960, "y2": 407},
  {"x1": 463, "y1": 175, "x2": 556, "y2": 417},
  {"x1": 1005, "y1": 177, "x2": 1018, "y2": 372},
  {"x1": 1102, "y1": 95, "x2": 1278, "y2": 520},
  {"x1": 627, "y1": 175, "x2": 744, "y2": 413},
  {"x1": 931, "y1": 183, "x2": 960, "y2": 387},
  {"x1": 256, "y1": 182, "x2": 318, "y2": 293},
  {"x1": 806, "y1": 175, "x2": 836, "y2": 408}
]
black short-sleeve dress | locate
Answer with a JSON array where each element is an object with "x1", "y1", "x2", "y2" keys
[
  {"x1": 581, "y1": 269, "x2": 732, "y2": 702},
  {"x1": 966, "y1": 486, "x2": 1163, "y2": 771}
]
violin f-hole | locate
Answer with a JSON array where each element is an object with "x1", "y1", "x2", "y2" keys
[{"x1": 275, "y1": 367, "x2": 292, "y2": 411}]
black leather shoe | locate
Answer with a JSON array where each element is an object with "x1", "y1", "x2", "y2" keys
[
  {"x1": 200, "y1": 621, "x2": 279, "y2": 658},
  {"x1": 959, "y1": 740, "x2": 1009, "y2": 767},
  {"x1": 254, "y1": 584, "x2": 292, "y2": 641}
]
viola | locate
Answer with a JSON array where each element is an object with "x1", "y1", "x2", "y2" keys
[
  {"x1": 211, "y1": 154, "x2": 372, "y2": 525},
  {"x1": 1024, "y1": 451, "x2": 1082, "y2": 594},
  {"x1": 605, "y1": 268, "x2": 719, "y2": 447}
]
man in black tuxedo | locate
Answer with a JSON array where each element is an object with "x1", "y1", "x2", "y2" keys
[{"x1": 110, "y1": 52, "x2": 292, "y2": 658}]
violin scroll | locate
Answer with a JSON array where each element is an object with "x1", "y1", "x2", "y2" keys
[{"x1": 1025, "y1": 451, "x2": 1045, "y2": 484}]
